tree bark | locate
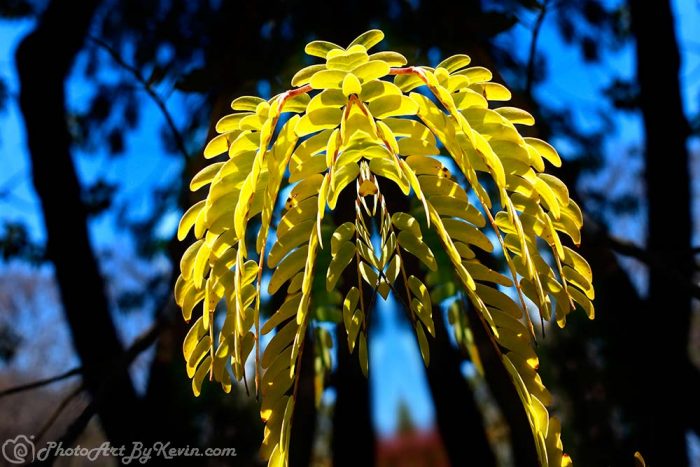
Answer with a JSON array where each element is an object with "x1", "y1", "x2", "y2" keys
[
  {"x1": 16, "y1": 0, "x2": 148, "y2": 446},
  {"x1": 289, "y1": 332, "x2": 317, "y2": 467},
  {"x1": 630, "y1": 0, "x2": 695, "y2": 464},
  {"x1": 380, "y1": 180, "x2": 497, "y2": 467},
  {"x1": 331, "y1": 187, "x2": 376, "y2": 467}
]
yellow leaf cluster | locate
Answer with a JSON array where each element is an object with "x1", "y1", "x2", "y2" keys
[{"x1": 175, "y1": 29, "x2": 593, "y2": 467}]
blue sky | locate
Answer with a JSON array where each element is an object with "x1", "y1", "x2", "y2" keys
[{"x1": 0, "y1": 0, "x2": 699, "y2": 440}]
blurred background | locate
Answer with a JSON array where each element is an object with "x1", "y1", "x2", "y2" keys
[{"x1": 0, "y1": 0, "x2": 699, "y2": 465}]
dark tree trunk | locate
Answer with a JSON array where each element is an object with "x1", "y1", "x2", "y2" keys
[
  {"x1": 550, "y1": 222, "x2": 648, "y2": 465},
  {"x1": 630, "y1": 0, "x2": 696, "y2": 464},
  {"x1": 380, "y1": 181, "x2": 497, "y2": 467},
  {"x1": 331, "y1": 187, "x2": 376, "y2": 467},
  {"x1": 332, "y1": 324, "x2": 376, "y2": 467},
  {"x1": 424, "y1": 309, "x2": 497, "y2": 467},
  {"x1": 15, "y1": 0, "x2": 148, "y2": 446},
  {"x1": 289, "y1": 333, "x2": 318, "y2": 467}
]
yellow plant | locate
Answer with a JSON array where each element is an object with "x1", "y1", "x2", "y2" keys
[{"x1": 175, "y1": 29, "x2": 593, "y2": 466}]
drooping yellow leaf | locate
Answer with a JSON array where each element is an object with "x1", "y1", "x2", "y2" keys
[
  {"x1": 369, "y1": 51, "x2": 407, "y2": 66},
  {"x1": 295, "y1": 108, "x2": 342, "y2": 137},
  {"x1": 369, "y1": 95, "x2": 419, "y2": 119},
  {"x1": 192, "y1": 355, "x2": 211, "y2": 397},
  {"x1": 495, "y1": 107, "x2": 535, "y2": 126},
  {"x1": 358, "y1": 333, "x2": 369, "y2": 376},
  {"x1": 305, "y1": 40, "x2": 343, "y2": 59},
  {"x1": 328, "y1": 50, "x2": 369, "y2": 73},
  {"x1": 349, "y1": 29, "x2": 384, "y2": 50},
  {"x1": 397, "y1": 230, "x2": 437, "y2": 271},
  {"x1": 328, "y1": 162, "x2": 360, "y2": 209},
  {"x1": 525, "y1": 137, "x2": 562, "y2": 167},
  {"x1": 342, "y1": 73, "x2": 363, "y2": 97},
  {"x1": 415, "y1": 323, "x2": 430, "y2": 366},
  {"x1": 369, "y1": 158, "x2": 410, "y2": 195},
  {"x1": 268, "y1": 246, "x2": 309, "y2": 295},
  {"x1": 352, "y1": 60, "x2": 390, "y2": 83},
  {"x1": 437, "y1": 54, "x2": 471, "y2": 73},
  {"x1": 231, "y1": 95, "x2": 266, "y2": 111},
  {"x1": 309, "y1": 69, "x2": 348, "y2": 90},
  {"x1": 326, "y1": 241, "x2": 355, "y2": 291},
  {"x1": 178, "y1": 200, "x2": 206, "y2": 241}
]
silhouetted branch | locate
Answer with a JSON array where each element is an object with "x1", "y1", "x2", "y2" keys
[
  {"x1": 30, "y1": 314, "x2": 170, "y2": 465},
  {"x1": 0, "y1": 309, "x2": 168, "y2": 399},
  {"x1": 585, "y1": 219, "x2": 700, "y2": 300},
  {"x1": 0, "y1": 367, "x2": 82, "y2": 398},
  {"x1": 525, "y1": 0, "x2": 549, "y2": 98},
  {"x1": 87, "y1": 36, "x2": 190, "y2": 160}
]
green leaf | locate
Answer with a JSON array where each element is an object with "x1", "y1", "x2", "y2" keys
[
  {"x1": 342, "y1": 73, "x2": 363, "y2": 97},
  {"x1": 369, "y1": 95, "x2": 419, "y2": 119},
  {"x1": 328, "y1": 162, "x2": 361, "y2": 209},
  {"x1": 352, "y1": 60, "x2": 390, "y2": 83},
  {"x1": 292, "y1": 64, "x2": 326, "y2": 87},
  {"x1": 231, "y1": 95, "x2": 266, "y2": 111},
  {"x1": 268, "y1": 246, "x2": 309, "y2": 294},
  {"x1": 397, "y1": 230, "x2": 437, "y2": 271},
  {"x1": 326, "y1": 241, "x2": 356, "y2": 291},
  {"x1": 347, "y1": 309, "x2": 363, "y2": 352},
  {"x1": 349, "y1": 29, "x2": 385, "y2": 50},
  {"x1": 437, "y1": 54, "x2": 471, "y2": 73},
  {"x1": 391, "y1": 212, "x2": 422, "y2": 238},
  {"x1": 178, "y1": 200, "x2": 206, "y2": 241},
  {"x1": 310, "y1": 70, "x2": 348, "y2": 90},
  {"x1": 331, "y1": 222, "x2": 356, "y2": 254},
  {"x1": 369, "y1": 51, "x2": 407, "y2": 66},
  {"x1": 192, "y1": 355, "x2": 211, "y2": 397},
  {"x1": 415, "y1": 323, "x2": 430, "y2": 366},
  {"x1": 295, "y1": 108, "x2": 342, "y2": 137},
  {"x1": 496, "y1": 107, "x2": 535, "y2": 126},
  {"x1": 305, "y1": 40, "x2": 343, "y2": 59},
  {"x1": 369, "y1": 158, "x2": 410, "y2": 195},
  {"x1": 358, "y1": 333, "x2": 369, "y2": 376}
]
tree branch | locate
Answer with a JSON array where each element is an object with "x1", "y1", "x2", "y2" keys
[
  {"x1": 29, "y1": 315, "x2": 169, "y2": 465},
  {"x1": 0, "y1": 367, "x2": 82, "y2": 398},
  {"x1": 87, "y1": 35, "x2": 190, "y2": 160},
  {"x1": 525, "y1": 0, "x2": 549, "y2": 98},
  {"x1": 584, "y1": 218, "x2": 700, "y2": 300}
]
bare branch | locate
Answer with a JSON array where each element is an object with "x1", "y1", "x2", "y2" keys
[
  {"x1": 87, "y1": 36, "x2": 190, "y2": 160},
  {"x1": 0, "y1": 308, "x2": 169, "y2": 399},
  {"x1": 525, "y1": 0, "x2": 550, "y2": 98},
  {"x1": 29, "y1": 314, "x2": 171, "y2": 464},
  {"x1": 585, "y1": 219, "x2": 700, "y2": 300},
  {"x1": 0, "y1": 367, "x2": 82, "y2": 398}
]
